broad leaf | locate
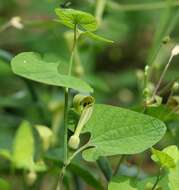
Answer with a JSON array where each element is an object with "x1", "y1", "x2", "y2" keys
[
  {"x1": 12, "y1": 121, "x2": 34, "y2": 169},
  {"x1": 82, "y1": 104, "x2": 166, "y2": 161},
  {"x1": 151, "y1": 145, "x2": 179, "y2": 169},
  {"x1": 108, "y1": 176, "x2": 137, "y2": 190},
  {"x1": 55, "y1": 8, "x2": 97, "y2": 32},
  {"x1": 11, "y1": 52, "x2": 93, "y2": 93}
]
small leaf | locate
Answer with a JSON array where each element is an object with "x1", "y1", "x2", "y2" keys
[
  {"x1": 0, "y1": 149, "x2": 11, "y2": 160},
  {"x1": 35, "y1": 125, "x2": 53, "y2": 151},
  {"x1": 12, "y1": 121, "x2": 34, "y2": 170},
  {"x1": 82, "y1": 104, "x2": 166, "y2": 161},
  {"x1": 137, "y1": 176, "x2": 169, "y2": 190},
  {"x1": 151, "y1": 145, "x2": 179, "y2": 169},
  {"x1": 55, "y1": 8, "x2": 97, "y2": 32},
  {"x1": 82, "y1": 31, "x2": 114, "y2": 43},
  {"x1": 11, "y1": 52, "x2": 93, "y2": 93},
  {"x1": 108, "y1": 176, "x2": 137, "y2": 190},
  {"x1": 0, "y1": 178, "x2": 11, "y2": 190},
  {"x1": 168, "y1": 160, "x2": 179, "y2": 190}
]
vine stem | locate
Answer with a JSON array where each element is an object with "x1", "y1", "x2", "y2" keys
[
  {"x1": 152, "y1": 54, "x2": 173, "y2": 98},
  {"x1": 151, "y1": 168, "x2": 162, "y2": 190},
  {"x1": 0, "y1": 22, "x2": 11, "y2": 33},
  {"x1": 55, "y1": 24, "x2": 78, "y2": 190},
  {"x1": 95, "y1": 0, "x2": 107, "y2": 25},
  {"x1": 56, "y1": 144, "x2": 90, "y2": 190},
  {"x1": 113, "y1": 155, "x2": 125, "y2": 176}
]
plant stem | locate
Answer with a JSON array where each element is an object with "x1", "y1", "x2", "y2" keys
[
  {"x1": 0, "y1": 22, "x2": 11, "y2": 33},
  {"x1": 97, "y1": 157, "x2": 113, "y2": 181},
  {"x1": 107, "y1": 1, "x2": 179, "y2": 12},
  {"x1": 56, "y1": 144, "x2": 90, "y2": 190},
  {"x1": 56, "y1": 24, "x2": 78, "y2": 190},
  {"x1": 152, "y1": 54, "x2": 173, "y2": 97},
  {"x1": 63, "y1": 88, "x2": 69, "y2": 164},
  {"x1": 68, "y1": 24, "x2": 77, "y2": 76},
  {"x1": 151, "y1": 168, "x2": 162, "y2": 190},
  {"x1": 95, "y1": 0, "x2": 107, "y2": 25},
  {"x1": 113, "y1": 155, "x2": 125, "y2": 176}
]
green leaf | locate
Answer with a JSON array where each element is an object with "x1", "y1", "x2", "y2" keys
[
  {"x1": 12, "y1": 121, "x2": 34, "y2": 170},
  {"x1": 108, "y1": 176, "x2": 137, "y2": 190},
  {"x1": 35, "y1": 125, "x2": 53, "y2": 151},
  {"x1": 82, "y1": 104, "x2": 166, "y2": 161},
  {"x1": 0, "y1": 178, "x2": 11, "y2": 190},
  {"x1": 55, "y1": 8, "x2": 97, "y2": 32},
  {"x1": 11, "y1": 52, "x2": 93, "y2": 93},
  {"x1": 151, "y1": 145, "x2": 179, "y2": 169},
  {"x1": 109, "y1": 176, "x2": 170, "y2": 190},
  {"x1": 45, "y1": 148, "x2": 103, "y2": 189},
  {"x1": 168, "y1": 160, "x2": 179, "y2": 190},
  {"x1": 137, "y1": 176, "x2": 170, "y2": 190},
  {"x1": 0, "y1": 149, "x2": 11, "y2": 160},
  {"x1": 69, "y1": 163, "x2": 104, "y2": 190},
  {"x1": 82, "y1": 31, "x2": 114, "y2": 43},
  {"x1": 146, "y1": 105, "x2": 179, "y2": 122}
]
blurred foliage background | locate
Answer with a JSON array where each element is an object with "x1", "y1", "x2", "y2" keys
[{"x1": 1, "y1": 0, "x2": 179, "y2": 189}]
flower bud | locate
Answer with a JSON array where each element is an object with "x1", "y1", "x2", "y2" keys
[
  {"x1": 73, "y1": 94, "x2": 94, "y2": 113},
  {"x1": 144, "y1": 65, "x2": 149, "y2": 76},
  {"x1": 10, "y1": 16, "x2": 24, "y2": 29},
  {"x1": 172, "y1": 45, "x2": 179, "y2": 57},
  {"x1": 68, "y1": 135, "x2": 80, "y2": 150},
  {"x1": 26, "y1": 171, "x2": 37, "y2": 186},
  {"x1": 172, "y1": 82, "x2": 179, "y2": 92}
]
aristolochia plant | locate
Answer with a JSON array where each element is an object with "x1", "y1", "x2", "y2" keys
[{"x1": 10, "y1": 7, "x2": 167, "y2": 190}]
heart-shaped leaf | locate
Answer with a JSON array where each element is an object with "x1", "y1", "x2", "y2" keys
[
  {"x1": 82, "y1": 104, "x2": 166, "y2": 161},
  {"x1": 55, "y1": 8, "x2": 97, "y2": 32},
  {"x1": 11, "y1": 52, "x2": 93, "y2": 93}
]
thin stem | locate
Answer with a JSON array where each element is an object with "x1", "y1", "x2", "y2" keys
[
  {"x1": 97, "y1": 157, "x2": 113, "y2": 181},
  {"x1": 56, "y1": 24, "x2": 78, "y2": 190},
  {"x1": 63, "y1": 88, "x2": 69, "y2": 164},
  {"x1": 68, "y1": 24, "x2": 77, "y2": 76},
  {"x1": 152, "y1": 55, "x2": 173, "y2": 97},
  {"x1": 0, "y1": 22, "x2": 11, "y2": 33},
  {"x1": 113, "y1": 155, "x2": 125, "y2": 176},
  {"x1": 56, "y1": 144, "x2": 91, "y2": 190},
  {"x1": 107, "y1": 1, "x2": 179, "y2": 12},
  {"x1": 24, "y1": 80, "x2": 46, "y2": 122},
  {"x1": 95, "y1": 0, "x2": 107, "y2": 25},
  {"x1": 152, "y1": 168, "x2": 162, "y2": 190}
]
